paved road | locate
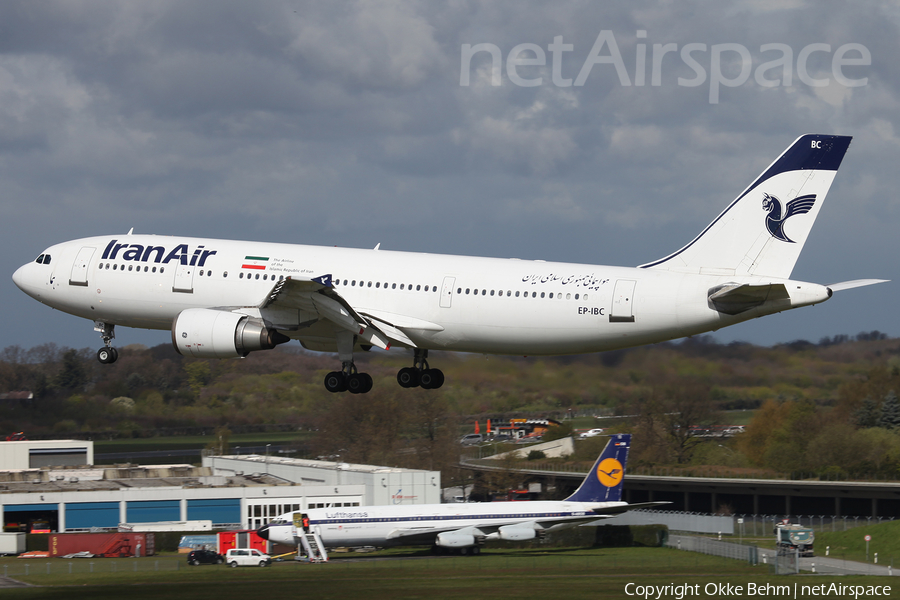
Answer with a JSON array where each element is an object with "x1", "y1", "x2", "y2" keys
[
  {"x1": 758, "y1": 548, "x2": 898, "y2": 576},
  {"x1": 0, "y1": 576, "x2": 30, "y2": 588}
]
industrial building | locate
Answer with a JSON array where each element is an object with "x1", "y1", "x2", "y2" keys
[
  {"x1": 0, "y1": 441, "x2": 440, "y2": 533},
  {"x1": 0, "y1": 439, "x2": 93, "y2": 469}
]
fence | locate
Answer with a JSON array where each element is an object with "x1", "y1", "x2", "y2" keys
[
  {"x1": 732, "y1": 514, "x2": 895, "y2": 538},
  {"x1": 667, "y1": 534, "x2": 759, "y2": 565},
  {"x1": 609, "y1": 510, "x2": 734, "y2": 535}
]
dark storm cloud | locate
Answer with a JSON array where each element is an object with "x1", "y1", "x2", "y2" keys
[{"x1": 2, "y1": 0, "x2": 897, "y2": 350}]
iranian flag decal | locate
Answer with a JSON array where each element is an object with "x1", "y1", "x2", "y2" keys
[{"x1": 242, "y1": 256, "x2": 269, "y2": 270}]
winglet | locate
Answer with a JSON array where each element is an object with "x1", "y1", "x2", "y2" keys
[{"x1": 312, "y1": 274, "x2": 333, "y2": 288}]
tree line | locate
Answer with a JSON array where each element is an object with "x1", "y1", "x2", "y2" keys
[{"x1": 0, "y1": 331, "x2": 898, "y2": 481}]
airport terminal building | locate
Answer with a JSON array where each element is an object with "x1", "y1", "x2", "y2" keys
[{"x1": 0, "y1": 441, "x2": 440, "y2": 533}]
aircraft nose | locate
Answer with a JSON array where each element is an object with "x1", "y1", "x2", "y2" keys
[
  {"x1": 12, "y1": 264, "x2": 28, "y2": 292},
  {"x1": 256, "y1": 523, "x2": 270, "y2": 541}
]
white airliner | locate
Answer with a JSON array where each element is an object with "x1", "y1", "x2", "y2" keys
[
  {"x1": 12, "y1": 134, "x2": 885, "y2": 393},
  {"x1": 257, "y1": 433, "x2": 657, "y2": 555}
]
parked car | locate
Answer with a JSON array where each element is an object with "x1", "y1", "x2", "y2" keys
[
  {"x1": 225, "y1": 548, "x2": 271, "y2": 567},
  {"x1": 578, "y1": 428, "x2": 605, "y2": 439},
  {"x1": 459, "y1": 433, "x2": 484, "y2": 446},
  {"x1": 187, "y1": 549, "x2": 224, "y2": 566}
]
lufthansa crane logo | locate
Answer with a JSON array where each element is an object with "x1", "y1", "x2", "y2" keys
[{"x1": 596, "y1": 458, "x2": 624, "y2": 487}]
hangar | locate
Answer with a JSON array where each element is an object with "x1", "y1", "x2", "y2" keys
[{"x1": 0, "y1": 443, "x2": 440, "y2": 533}]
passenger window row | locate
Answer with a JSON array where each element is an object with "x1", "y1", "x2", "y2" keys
[
  {"x1": 98, "y1": 262, "x2": 167, "y2": 274},
  {"x1": 96, "y1": 262, "x2": 226, "y2": 278},
  {"x1": 239, "y1": 272, "x2": 284, "y2": 281},
  {"x1": 457, "y1": 287, "x2": 588, "y2": 301},
  {"x1": 335, "y1": 279, "x2": 438, "y2": 293}
]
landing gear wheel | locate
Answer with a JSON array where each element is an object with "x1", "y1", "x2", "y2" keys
[
  {"x1": 397, "y1": 367, "x2": 420, "y2": 388},
  {"x1": 97, "y1": 347, "x2": 118, "y2": 364},
  {"x1": 324, "y1": 371, "x2": 347, "y2": 393},
  {"x1": 420, "y1": 368, "x2": 444, "y2": 389},
  {"x1": 347, "y1": 373, "x2": 373, "y2": 394}
]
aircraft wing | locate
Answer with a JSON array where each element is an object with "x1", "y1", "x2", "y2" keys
[{"x1": 258, "y1": 275, "x2": 441, "y2": 350}]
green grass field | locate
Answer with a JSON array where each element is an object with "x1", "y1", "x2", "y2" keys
[
  {"x1": 0, "y1": 547, "x2": 888, "y2": 600},
  {"x1": 815, "y1": 520, "x2": 900, "y2": 564}
]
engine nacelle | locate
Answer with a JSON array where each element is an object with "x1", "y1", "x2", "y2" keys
[
  {"x1": 435, "y1": 532, "x2": 476, "y2": 548},
  {"x1": 172, "y1": 308, "x2": 290, "y2": 359},
  {"x1": 498, "y1": 525, "x2": 537, "y2": 541}
]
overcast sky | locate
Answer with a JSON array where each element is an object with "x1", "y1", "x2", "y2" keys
[{"x1": 2, "y1": 1, "x2": 897, "y2": 353}]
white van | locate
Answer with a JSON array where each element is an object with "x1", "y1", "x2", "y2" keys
[{"x1": 225, "y1": 548, "x2": 272, "y2": 567}]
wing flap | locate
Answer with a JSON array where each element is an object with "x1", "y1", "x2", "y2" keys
[
  {"x1": 359, "y1": 309, "x2": 444, "y2": 332},
  {"x1": 259, "y1": 275, "x2": 423, "y2": 350}
]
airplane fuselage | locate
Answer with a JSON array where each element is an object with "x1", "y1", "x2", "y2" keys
[
  {"x1": 13, "y1": 233, "x2": 831, "y2": 356},
  {"x1": 262, "y1": 499, "x2": 627, "y2": 549},
  {"x1": 13, "y1": 135, "x2": 878, "y2": 393}
]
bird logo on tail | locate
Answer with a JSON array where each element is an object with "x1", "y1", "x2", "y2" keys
[{"x1": 762, "y1": 193, "x2": 817, "y2": 243}]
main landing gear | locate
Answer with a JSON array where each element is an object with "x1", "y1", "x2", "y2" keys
[
  {"x1": 397, "y1": 349, "x2": 444, "y2": 390},
  {"x1": 323, "y1": 365, "x2": 373, "y2": 394},
  {"x1": 322, "y1": 341, "x2": 444, "y2": 394},
  {"x1": 324, "y1": 331, "x2": 373, "y2": 394},
  {"x1": 94, "y1": 321, "x2": 118, "y2": 364}
]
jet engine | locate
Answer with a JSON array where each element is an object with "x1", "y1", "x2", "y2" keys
[
  {"x1": 435, "y1": 531, "x2": 476, "y2": 548},
  {"x1": 498, "y1": 525, "x2": 537, "y2": 541},
  {"x1": 172, "y1": 308, "x2": 290, "y2": 359}
]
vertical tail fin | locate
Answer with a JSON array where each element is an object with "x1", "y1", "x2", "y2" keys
[
  {"x1": 565, "y1": 433, "x2": 631, "y2": 503},
  {"x1": 640, "y1": 135, "x2": 852, "y2": 279}
]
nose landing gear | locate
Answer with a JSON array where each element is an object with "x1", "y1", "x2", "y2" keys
[{"x1": 94, "y1": 321, "x2": 118, "y2": 364}]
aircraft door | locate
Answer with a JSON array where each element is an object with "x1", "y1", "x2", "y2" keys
[
  {"x1": 172, "y1": 264, "x2": 195, "y2": 294},
  {"x1": 610, "y1": 279, "x2": 636, "y2": 323},
  {"x1": 440, "y1": 276, "x2": 456, "y2": 308},
  {"x1": 292, "y1": 512, "x2": 304, "y2": 537},
  {"x1": 69, "y1": 247, "x2": 95, "y2": 287}
]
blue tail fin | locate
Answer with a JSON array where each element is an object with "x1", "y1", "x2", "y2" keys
[{"x1": 565, "y1": 433, "x2": 631, "y2": 503}]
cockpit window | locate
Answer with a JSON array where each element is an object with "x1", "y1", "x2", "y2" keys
[
  {"x1": 35, "y1": 254, "x2": 44, "y2": 264},
  {"x1": 42, "y1": 255, "x2": 51, "y2": 265}
]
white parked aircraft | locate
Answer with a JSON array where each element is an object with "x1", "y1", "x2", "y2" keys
[
  {"x1": 12, "y1": 134, "x2": 885, "y2": 393},
  {"x1": 257, "y1": 433, "x2": 658, "y2": 554}
]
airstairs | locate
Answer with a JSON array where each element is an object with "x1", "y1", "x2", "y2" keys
[{"x1": 298, "y1": 531, "x2": 328, "y2": 563}]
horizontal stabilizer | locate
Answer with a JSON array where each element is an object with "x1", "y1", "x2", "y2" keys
[
  {"x1": 591, "y1": 501, "x2": 671, "y2": 516},
  {"x1": 708, "y1": 283, "x2": 789, "y2": 315},
  {"x1": 827, "y1": 279, "x2": 890, "y2": 292}
]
